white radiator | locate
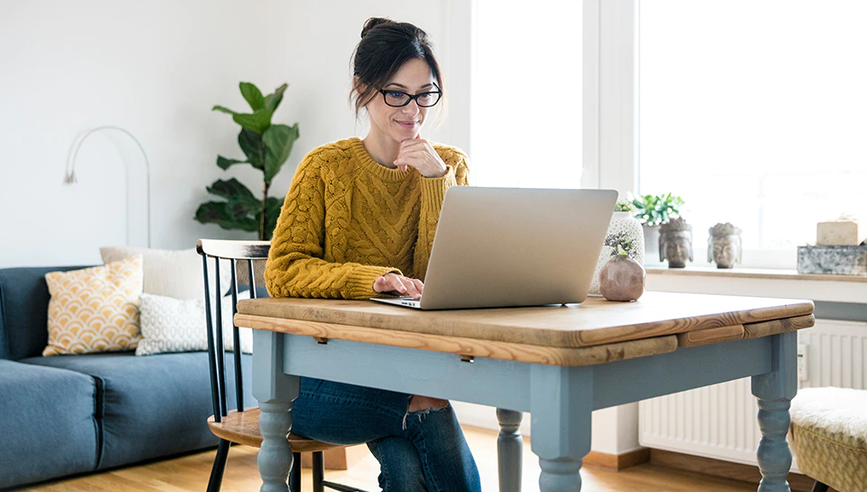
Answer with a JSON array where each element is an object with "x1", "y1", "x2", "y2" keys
[{"x1": 639, "y1": 319, "x2": 867, "y2": 467}]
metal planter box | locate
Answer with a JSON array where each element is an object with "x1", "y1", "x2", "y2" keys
[{"x1": 797, "y1": 245, "x2": 867, "y2": 275}]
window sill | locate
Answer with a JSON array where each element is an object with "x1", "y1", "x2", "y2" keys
[
  {"x1": 645, "y1": 265, "x2": 867, "y2": 303},
  {"x1": 646, "y1": 265, "x2": 867, "y2": 283}
]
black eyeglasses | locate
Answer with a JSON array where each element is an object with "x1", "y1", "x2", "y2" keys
[{"x1": 378, "y1": 89, "x2": 443, "y2": 108}]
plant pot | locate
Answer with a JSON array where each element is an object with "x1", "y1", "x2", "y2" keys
[
  {"x1": 235, "y1": 259, "x2": 267, "y2": 290},
  {"x1": 600, "y1": 255, "x2": 646, "y2": 302},
  {"x1": 643, "y1": 224, "x2": 663, "y2": 266},
  {"x1": 589, "y1": 212, "x2": 644, "y2": 295}
]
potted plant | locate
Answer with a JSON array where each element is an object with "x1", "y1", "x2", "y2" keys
[
  {"x1": 195, "y1": 82, "x2": 299, "y2": 241},
  {"x1": 631, "y1": 193, "x2": 685, "y2": 266},
  {"x1": 589, "y1": 199, "x2": 645, "y2": 295},
  {"x1": 599, "y1": 231, "x2": 646, "y2": 301}
]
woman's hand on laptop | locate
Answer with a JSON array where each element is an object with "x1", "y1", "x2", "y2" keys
[{"x1": 374, "y1": 273, "x2": 424, "y2": 299}]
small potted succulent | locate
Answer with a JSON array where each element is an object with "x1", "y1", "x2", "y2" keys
[
  {"x1": 632, "y1": 193, "x2": 685, "y2": 265},
  {"x1": 589, "y1": 199, "x2": 645, "y2": 295},
  {"x1": 599, "y1": 231, "x2": 646, "y2": 301}
]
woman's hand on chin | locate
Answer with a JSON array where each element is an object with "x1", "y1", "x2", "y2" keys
[{"x1": 394, "y1": 138, "x2": 447, "y2": 178}]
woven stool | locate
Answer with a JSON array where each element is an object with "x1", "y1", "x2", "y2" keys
[{"x1": 790, "y1": 387, "x2": 867, "y2": 492}]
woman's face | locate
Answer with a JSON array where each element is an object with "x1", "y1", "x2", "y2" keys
[{"x1": 364, "y1": 58, "x2": 437, "y2": 144}]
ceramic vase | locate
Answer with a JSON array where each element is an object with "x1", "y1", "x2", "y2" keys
[
  {"x1": 589, "y1": 212, "x2": 645, "y2": 295},
  {"x1": 600, "y1": 255, "x2": 646, "y2": 301},
  {"x1": 643, "y1": 224, "x2": 662, "y2": 266}
]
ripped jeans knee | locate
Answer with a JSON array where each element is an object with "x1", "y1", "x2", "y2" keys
[{"x1": 402, "y1": 395, "x2": 450, "y2": 430}]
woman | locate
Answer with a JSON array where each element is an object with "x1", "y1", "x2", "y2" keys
[{"x1": 264, "y1": 17, "x2": 480, "y2": 492}]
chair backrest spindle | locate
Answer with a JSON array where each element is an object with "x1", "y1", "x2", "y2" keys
[
  {"x1": 201, "y1": 254, "x2": 223, "y2": 423},
  {"x1": 247, "y1": 259, "x2": 257, "y2": 299},
  {"x1": 213, "y1": 259, "x2": 228, "y2": 418},
  {"x1": 229, "y1": 260, "x2": 244, "y2": 412}
]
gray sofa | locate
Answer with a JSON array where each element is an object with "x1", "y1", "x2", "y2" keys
[{"x1": 0, "y1": 265, "x2": 254, "y2": 490}]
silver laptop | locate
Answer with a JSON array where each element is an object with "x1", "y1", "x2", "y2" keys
[{"x1": 370, "y1": 187, "x2": 617, "y2": 310}]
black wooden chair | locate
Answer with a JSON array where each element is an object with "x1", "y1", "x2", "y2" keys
[{"x1": 197, "y1": 239, "x2": 365, "y2": 492}]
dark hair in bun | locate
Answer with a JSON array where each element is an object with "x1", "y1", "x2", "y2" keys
[
  {"x1": 351, "y1": 17, "x2": 443, "y2": 117},
  {"x1": 360, "y1": 17, "x2": 395, "y2": 38}
]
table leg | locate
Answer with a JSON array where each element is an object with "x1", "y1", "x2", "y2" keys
[
  {"x1": 530, "y1": 366, "x2": 593, "y2": 492},
  {"x1": 497, "y1": 408, "x2": 523, "y2": 492},
  {"x1": 751, "y1": 332, "x2": 797, "y2": 492},
  {"x1": 253, "y1": 330, "x2": 301, "y2": 492}
]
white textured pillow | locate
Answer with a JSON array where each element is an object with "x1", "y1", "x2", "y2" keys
[
  {"x1": 100, "y1": 246, "x2": 232, "y2": 300},
  {"x1": 135, "y1": 291, "x2": 253, "y2": 356}
]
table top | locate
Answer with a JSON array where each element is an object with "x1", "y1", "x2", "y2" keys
[{"x1": 236, "y1": 292, "x2": 814, "y2": 367}]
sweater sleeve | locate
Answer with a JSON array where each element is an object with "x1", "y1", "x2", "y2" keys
[
  {"x1": 265, "y1": 154, "x2": 402, "y2": 299},
  {"x1": 413, "y1": 148, "x2": 470, "y2": 281}
]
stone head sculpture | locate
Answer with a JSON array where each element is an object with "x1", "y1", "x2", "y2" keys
[
  {"x1": 707, "y1": 222, "x2": 743, "y2": 269},
  {"x1": 659, "y1": 217, "x2": 693, "y2": 268}
]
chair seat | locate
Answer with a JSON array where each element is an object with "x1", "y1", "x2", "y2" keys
[
  {"x1": 207, "y1": 408, "x2": 344, "y2": 453},
  {"x1": 790, "y1": 387, "x2": 867, "y2": 492}
]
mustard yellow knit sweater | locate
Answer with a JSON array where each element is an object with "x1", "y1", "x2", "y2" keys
[{"x1": 265, "y1": 137, "x2": 469, "y2": 299}]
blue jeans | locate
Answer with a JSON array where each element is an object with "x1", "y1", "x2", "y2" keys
[{"x1": 291, "y1": 377, "x2": 481, "y2": 492}]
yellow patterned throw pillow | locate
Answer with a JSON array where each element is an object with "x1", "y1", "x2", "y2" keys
[{"x1": 43, "y1": 255, "x2": 144, "y2": 356}]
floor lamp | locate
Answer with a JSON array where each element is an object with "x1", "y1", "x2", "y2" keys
[{"x1": 64, "y1": 126, "x2": 152, "y2": 248}]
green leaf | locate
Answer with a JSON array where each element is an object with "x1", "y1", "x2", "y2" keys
[
  {"x1": 216, "y1": 155, "x2": 247, "y2": 170},
  {"x1": 239, "y1": 82, "x2": 265, "y2": 111},
  {"x1": 238, "y1": 129, "x2": 265, "y2": 170},
  {"x1": 205, "y1": 178, "x2": 260, "y2": 211},
  {"x1": 194, "y1": 202, "x2": 259, "y2": 232},
  {"x1": 263, "y1": 83, "x2": 288, "y2": 112},
  {"x1": 212, "y1": 105, "x2": 237, "y2": 115},
  {"x1": 232, "y1": 108, "x2": 273, "y2": 134},
  {"x1": 263, "y1": 123, "x2": 300, "y2": 183}
]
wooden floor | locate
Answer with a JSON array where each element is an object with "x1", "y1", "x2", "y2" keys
[{"x1": 21, "y1": 426, "x2": 761, "y2": 492}]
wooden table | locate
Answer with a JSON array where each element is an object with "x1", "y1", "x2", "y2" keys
[{"x1": 236, "y1": 291, "x2": 814, "y2": 492}]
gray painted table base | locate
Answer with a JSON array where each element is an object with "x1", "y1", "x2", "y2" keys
[
  {"x1": 252, "y1": 330, "x2": 797, "y2": 492},
  {"x1": 497, "y1": 408, "x2": 523, "y2": 492}
]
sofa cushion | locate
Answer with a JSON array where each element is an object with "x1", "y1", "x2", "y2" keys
[
  {"x1": 0, "y1": 265, "x2": 91, "y2": 360},
  {"x1": 100, "y1": 246, "x2": 232, "y2": 300},
  {"x1": 43, "y1": 256, "x2": 144, "y2": 356},
  {"x1": 0, "y1": 359, "x2": 99, "y2": 489},
  {"x1": 21, "y1": 351, "x2": 254, "y2": 470},
  {"x1": 136, "y1": 291, "x2": 252, "y2": 356}
]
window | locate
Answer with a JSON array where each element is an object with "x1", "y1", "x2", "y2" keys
[
  {"x1": 640, "y1": 1, "x2": 867, "y2": 265},
  {"x1": 471, "y1": 1, "x2": 583, "y2": 188}
]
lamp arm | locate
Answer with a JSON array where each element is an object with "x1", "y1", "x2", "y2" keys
[{"x1": 64, "y1": 126, "x2": 151, "y2": 248}]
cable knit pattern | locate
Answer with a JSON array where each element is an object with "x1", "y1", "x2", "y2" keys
[{"x1": 265, "y1": 137, "x2": 469, "y2": 299}]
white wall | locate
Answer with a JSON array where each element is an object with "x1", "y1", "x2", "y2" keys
[
  {"x1": 0, "y1": 0, "x2": 469, "y2": 268},
  {"x1": 0, "y1": 0, "x2": 637, "y2": 457}
]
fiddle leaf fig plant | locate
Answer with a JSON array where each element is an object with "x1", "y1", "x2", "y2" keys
[
  {"x1": 632, "y1": 193, "x2": 684, "y2": 227},
  {"x1": 196, "y1": 82, "x2": 298, "y2": 240}
]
